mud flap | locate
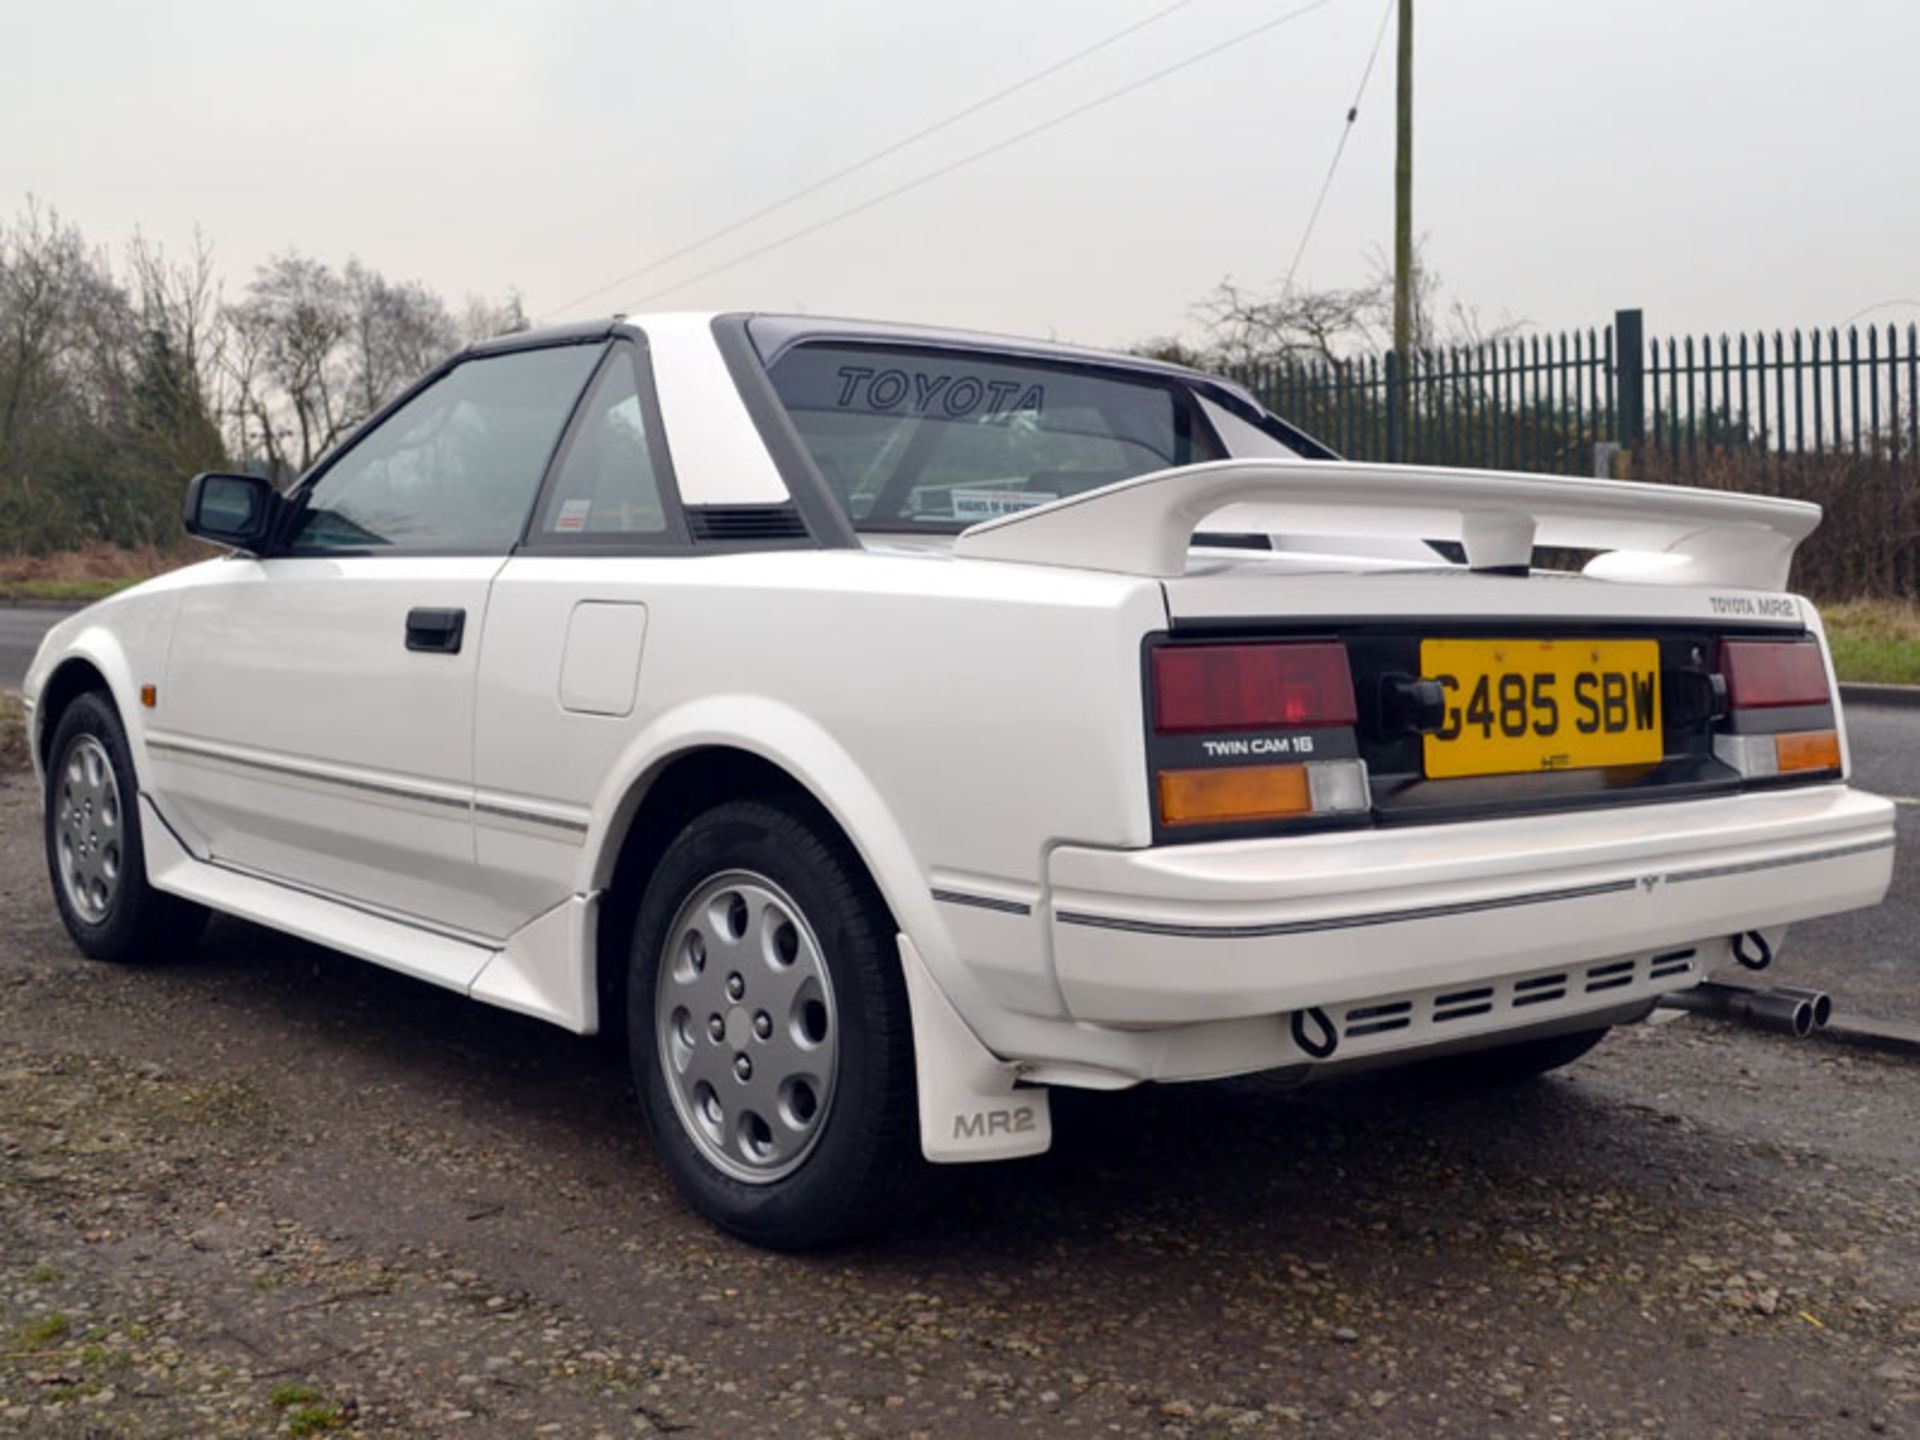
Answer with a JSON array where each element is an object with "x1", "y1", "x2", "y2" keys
[{"x1": 898, "y1": 935, "x2": 1052, "y2": 1164}]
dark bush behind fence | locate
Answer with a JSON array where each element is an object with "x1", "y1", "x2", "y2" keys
[{"x1": 1233, "y1": 308, "x2": 1920, "y2": 599}]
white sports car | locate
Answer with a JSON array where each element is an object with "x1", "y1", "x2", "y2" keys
[{"x1": 24, "y1": 313, "x2": 1896, "y2": 1247}]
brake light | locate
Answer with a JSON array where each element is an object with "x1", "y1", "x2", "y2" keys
[
  {"x1": 1152, "y1": 642, "x2": 1357, "y2": 733},
  {"x1": 1712, "y1": 637, "x2": 1841, "y2": 779},
  {"x1": 1720, "y1": 639, "x2": 1831, "y2": 709},
  {"x1": 1149, "y1": 640, "x2": 1369, "y2": 829}
]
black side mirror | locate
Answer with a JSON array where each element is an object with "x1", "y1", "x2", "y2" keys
[{"x1": 183, "y1": 472, "x2": 280, "y2": 550}]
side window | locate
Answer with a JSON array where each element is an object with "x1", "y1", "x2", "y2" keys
[
  {"x1": 532, "y1": 345, "x2": 676, "y2": 540},
  {"x1": 291, "y1": 344, "x2": 605, "y2": 553}
]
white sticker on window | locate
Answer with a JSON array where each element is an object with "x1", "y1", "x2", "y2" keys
[
  {"x1": 554, "y1": 498, "x2": 592, "y2": 533},
  {"x1": 950, "y1": 489, "x2": 1057, "y2": 522}
]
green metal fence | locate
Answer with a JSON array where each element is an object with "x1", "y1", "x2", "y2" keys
[{"x1": 1235, "y1": 308, "x2": 1920, "y2": 474}]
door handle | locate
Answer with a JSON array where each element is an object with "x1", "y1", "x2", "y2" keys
[{"x1": 405, "y1": 607, "x2": 466, "y2": 654}]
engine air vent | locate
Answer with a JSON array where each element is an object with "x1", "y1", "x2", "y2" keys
[
  {"x1": 1512, "y1": 973, "x2": 1568, "y2": 1007},
  {"x1": 1344, "y1": 999, "x2": 1414, "y2": 1038},
  {"x1": 1649, "y1": 948, "x2": 1697, "y2": 980},
  {"x1": 687, "y1": 504, "x2": 810, "y2": 543},
  {"x1": 1584, "y1": 959, "x2": 1638, "y2": 994},
  {"x1": 1433, "y1": 986, "x2": 1495, "y2": 1022}
]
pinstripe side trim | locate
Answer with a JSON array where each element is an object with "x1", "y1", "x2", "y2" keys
[
  {"x1": 1057, "y1": 879, "x2": 1637, "y2": 939},
  {"x1": 931, "y1": 888, "x2": 1034, "y2": 917},
  {"x1": 472, "y1": 801, "x2": 590, "y2": 837},
  {"x1": 146, "y1": 734, "x2": 469, "y2": 812},
  {"x1": 147, "y1": 733, "x2": 590, "y2": 839},
  {"x1": 1663, "y1": 835, "x2": 1895, "y2": 884}
]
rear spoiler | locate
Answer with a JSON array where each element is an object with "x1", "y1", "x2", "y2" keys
[{"x1": 951, "y1": 459, "x2": 1821, "y2": 591}]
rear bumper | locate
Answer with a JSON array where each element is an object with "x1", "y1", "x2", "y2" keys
[{"x1": 1047, "y1": 783, "x2": 1895, "y2": 1026}]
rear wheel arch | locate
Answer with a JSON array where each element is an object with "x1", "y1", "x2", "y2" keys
[{"x1": 592, "y1": 746, "x2": 901, "y2": 1034}]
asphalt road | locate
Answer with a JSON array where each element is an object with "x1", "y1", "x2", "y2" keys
[
  {"x1": 1777, "y1": 704, "x2": 1920, "y2": 1022},
  {"x1": 0, "y1": 604, "x2": 71, "y2": 691},
  {"x1": 3, "y1": 747, "x2": 1920, "y2": 1434}
]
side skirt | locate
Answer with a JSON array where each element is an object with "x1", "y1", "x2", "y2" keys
[{"x1": 140, "y1": 793, "x2": 597, "y2": 1033}]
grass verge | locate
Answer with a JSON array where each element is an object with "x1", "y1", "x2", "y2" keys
[
  {"x1": 0, "y1": 576, "x2": 135, "y2": 605},
  {"x1": 0, "y1": 541, "x2": 197, "y2": 606},
  {"x1": 1821, "y1": 599, "x2": 1920, "y2": 686},
  {"x1": 0, "y1": 692, "x2": 28, "y2": 771}
]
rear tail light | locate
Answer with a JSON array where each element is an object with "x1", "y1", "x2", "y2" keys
[
  {"x1": 1712, "y1": 637, "x2": 1841, "y2": 779},
  {"x1": 1720, "y1": 638, "x2": 1831, "y2": 709},
  {"x1": 1151, "y1": 641, "x2": 1356, "y2": 733},
  {"x1": 1150, "y1": 641, "x2": 1369, "y2": 829}
]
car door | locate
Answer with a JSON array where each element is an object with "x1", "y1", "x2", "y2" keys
[
  {"x1": 467, "y1": 336, "x2": 693, "y2": 941},
  {"x1": 150, "y1": 340, "x2": 607, "y2": 943}
]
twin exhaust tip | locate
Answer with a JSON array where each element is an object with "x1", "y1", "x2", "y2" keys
[
  {"x1": 1659, "y1": 929, "x2": 1834, "y2": 1038},
  {"x1": 1660, "y1": 954, "x2": 1834, "y2": 1039}
]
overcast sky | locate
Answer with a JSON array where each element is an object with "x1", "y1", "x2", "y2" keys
[{"x1": 7, "y1": 0, "x2": 1918, "y2": 351}]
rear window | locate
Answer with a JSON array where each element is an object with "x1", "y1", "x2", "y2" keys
[{"x1": 765, "y1": 343, "x2": 1229, "y2": 529}]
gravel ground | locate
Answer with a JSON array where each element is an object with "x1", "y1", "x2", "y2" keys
[{"x1": 2, "y1": 771, "x2": 1918, "y2": 1438}]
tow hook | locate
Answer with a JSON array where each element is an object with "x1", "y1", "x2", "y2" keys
[
  {"x1": 1731, "y1": 930, "x2": 1774, "y2": 971},
  {"x1": 1291, "y1": 1006, "x2": 1339, "y2": 1059}
]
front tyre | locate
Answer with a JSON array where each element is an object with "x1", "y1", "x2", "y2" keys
[
  {"x1": 627, "y1": 799, "x2": 917, "y2": 1249},
  {"x1": 44, "y1": 691, "x2": 209, "y2": 962}
]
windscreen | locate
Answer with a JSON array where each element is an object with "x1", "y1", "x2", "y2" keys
[{"x1": 765, "y1": 343, "x2": 1229, "y2": 529}]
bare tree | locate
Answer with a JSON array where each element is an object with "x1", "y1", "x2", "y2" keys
[
  {"x1": 1127, "y1": 335, "x2": 1210, "y2": 368},
  {"x1": 226, "y1": 252, "x2": 353, "y2": 473},
  {"x1": 1193, "y1": 275, "x2": 1392, "y2": 369},
  {"x1": 457, "y1": 290, "x2": 529, "y2": 345},
  {"x1": 1181, "y1": 240, "x2": 1519, "y2": 372},
  {"x1": 343, "y1": 259, "x2": 457, "y2": 417},
  {"x1": 127, "y1": 230, "x2": 223, "y2": 398},
  {"x1": 125, "y1": 230, "x2": 227, "y2": 478},
  {"x1": 0, "y1": 200, "x2": 126, "y2": 480},
  {"x1": 222, "y1": 255, "x2": 530, "y2": 477},
  {"x1": 0, "y1": 201, "x2": 528, "y2": 544}
]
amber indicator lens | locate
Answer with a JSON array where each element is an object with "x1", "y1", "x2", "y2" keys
[
  {"x1": 1158, "y1": 764, "x2": 1313, "y2": 826},
  {"x1": 1774, "y1": 729, "x2": 1841, "y2": 773}
]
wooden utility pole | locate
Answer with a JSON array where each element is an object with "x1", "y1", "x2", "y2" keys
[{"x1": 1392, "y1": 0, "x2": 1413, "y2": 355}]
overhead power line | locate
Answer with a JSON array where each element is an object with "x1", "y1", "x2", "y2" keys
[
  {"x1": 1841, "y1": 298, "x2": 1920, "y2": 326},
  {"x1": 624, "y1": 0, "x2": 1342, "y2": 310},
  {"x1": 543, "y1": 0, "x2": 1195, "y2": 321},
  {"x1": 1282, "y1": 0, "x2": 1394, "y2": 292}
]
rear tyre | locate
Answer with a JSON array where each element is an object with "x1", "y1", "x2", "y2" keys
[
  {"x1": 44, "y1": 691, "x2": 209, "y2": 963},
  {"x1": 1426, "y1": 1026, "x2": 1610, "y2": 1084},
  {"x1": 627, "y1": 798, "x2": 918, "y2": 1249}
]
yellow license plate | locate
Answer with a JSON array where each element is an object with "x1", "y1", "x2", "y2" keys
[{"x1": 1421, "y1": 638, "x2": 1662, "y2": 779}]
